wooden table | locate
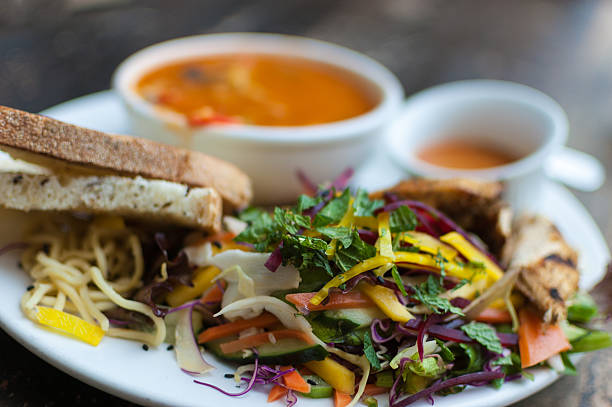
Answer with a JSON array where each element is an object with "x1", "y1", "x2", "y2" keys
[{"x1": 1, "y1": 0, "x2": 612, "y2": 405}]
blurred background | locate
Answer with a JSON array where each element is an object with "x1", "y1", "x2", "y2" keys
[{"x1": 1, "y1": 0, "x2": 612, "y2": 406}]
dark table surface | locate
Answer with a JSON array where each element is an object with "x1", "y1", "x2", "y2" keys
[{"x1": 2, "y1": 0, "x2": 612, "y2": 406}]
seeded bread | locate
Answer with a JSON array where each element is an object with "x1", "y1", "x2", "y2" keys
[
  {"x1": 0, "y1": 105, "x2": 251, "y2": 211},
  {"x1": 0, "y1": 152, "x2": 222, "y2": 232}
]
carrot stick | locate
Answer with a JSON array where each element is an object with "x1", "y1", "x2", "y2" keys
[
  {"x1": 519, "y1": 307, "x2": 571, "y2": 368},
  {"x1": 286, "y1": 291, "x2": 374, "y2": 311},
  {"x1": 267, "y1": 384, "x2": 288, "y2": 402},
  {"x1": 200, "y1": 280, "x2": 226, "y2": 304},
  {"x1": 334, "y1": 390, "x2": 352, "y2": 407},
  {"x1": 197, "y1": 312, "x2": 278, "y2": 344},
  {"x1": 363, "y1": 384, "x2": 388, "y2": 396},
  {"x1": 219, "y1": 329, "x2": 314, "y2": 354},
  {"x1": 475, "y1": 307, "x2": 512, "y2": 324},
  {"x1": 279, "y1": 366, "x2": 311, "y2": 393}
]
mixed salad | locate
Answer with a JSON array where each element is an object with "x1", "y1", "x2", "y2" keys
[{"x1": 167, "y1": 176, "x2": 611, "y2": 407}]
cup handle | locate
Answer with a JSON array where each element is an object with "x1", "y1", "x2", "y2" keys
[{"x1": 544, "y1": 146, "x2": 606, "y2": 192}]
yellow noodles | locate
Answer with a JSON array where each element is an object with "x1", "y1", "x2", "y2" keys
[{"x1": 19, "y1": 216, "x2": 165, "y2": 347}]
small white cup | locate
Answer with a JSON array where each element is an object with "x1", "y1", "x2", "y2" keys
[
  {"x1": 385, "y1": 80, "x2": 602, "y2": 211},
  {"x1": 113, "y1": 33, "x2": 404, "y2": 204}
]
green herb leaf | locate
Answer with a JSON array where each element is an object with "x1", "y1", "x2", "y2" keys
[
  {"x1": 435, "y1": 338, "x2": 455, "y2": 362},
  {"x1": 316, "y1": 226, "x2": 353, "y2": 248},
  {"x1": 334, "y1": 231, "x2": 377, "y2": 273},
  {"x1": 313, "y1": 189, "x2": 351, "y2": 227},
  {"x1": 274, "y1": 207, "x2": 311, "y2": 234},
  {"x1": 491, "y1": 354, "x2": 513, "y2": 366},
  {"x1": 569, "y1": 330, "x2": 612, "y2": 353},
  {"x1": 411, "y1": 275, "x2": 464, "y2": 316},
  {"x1": 450, "y1": 343, "x2": 484, "y2": 375},
  {"x1": 353, "y1": 189, "x2": 384, "y2": 217},
  {"x1": 296, "y1": 194, "x2": 322, "y2": 214},
  {"x1": 560, "y1": 352, "x2": 577, "y2": 376},
  {"x1": 389, "y1": 205, "x2": 418, "y2": 233},
  {"x1": 235, "y1": 209, "x2": 279, "y2": 252},
  {"x1": 407, "y1": 357, "x2": 445, "y2": 378},
  {"x1": 363, "y1": 331, "x2": 381, "y2": 370},
  {"x1": 567, "y1": 292, "x2": 599, "y2": 323},
  {"x1": 391, "y1": 265, "x2": 408, "y2": 296},
  {"x1": 460, "y1": 321, "x2": 503, "y2": 354}
]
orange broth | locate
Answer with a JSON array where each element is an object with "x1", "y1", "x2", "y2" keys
[
  {"x1": 136, "y1": 54, "x2": 380, "y2": 126},
  {"x1": 417, "y1": 139, "x2": 520, "y2": 169}
]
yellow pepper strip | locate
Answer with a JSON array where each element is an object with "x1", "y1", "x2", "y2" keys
[
  {"x1": 166, "y1": 266, "x2": 220, "y2": 307},
  {"x1": 353, "y1": 216, "x2": 378, "y2": 230},
  {"x1": 377, "y1": 212, "x2": 394, "y2": 259},
  {"x1": 310, "y1": 255, "x2": 392, "y2": 306},
  {"x1": 393, "y1": 251, "x2": 478, "y2": 281},
  {"x1": 401, "y1": 232, "x2": 458, "y2": 260},
  {"x1": 490, "y1": 292, "x2": 524, "y2": 310},
  {"x1": 326, "y1": 199, "x2": 355, "y2": 258},
  {"x1": 445, "y1": 276, "x2": 488, "y2": 301},
  {"x1": 372, "y1": 263, "x2": 394, "y2": 278},
  {"x1": 305, "y1": 357, "x2": 356, "y2": 395},
  {"x1": 359, "y1": 282, "x2": 414, "y2": 322},
  {"x1": 439, "y1": 232, "x2": 503, "y2": 282},
  {"x1": 35, "y1": 306, "x2": 105, "y2": 346}
]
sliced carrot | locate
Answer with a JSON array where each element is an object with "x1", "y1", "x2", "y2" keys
[
  {"x1": 219, "y1": 329, "x2": 314, "y2": 354},
  {"x1": 286, "y1": 291, "x2": 374, "y2": 311},
  {"x1": 279, "y1": 366, "x2": 311, "y2": 393},
  {"x1": 475, "y1": 307, "x2": 512, "y2": 324},
  {"x1": 268, "y1": 384, "x2": 288, "y2": 403},
  {"x1": 334, "y1": 390, "x2": 352, "y2": 407},
  {"x1": 519, "y1": 307, "x2": 571, "y2": 368},
  {"x1": 197, "y1": 312, "x2": 278, "y2": 344},
  {"x1": 363, "y1": 384, "x2": 388, "y2": 396},
  {"x1": 200, "y1": 280, "x2": 226, "y2": 304}
]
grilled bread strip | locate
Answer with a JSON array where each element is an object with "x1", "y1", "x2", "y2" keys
[
  {"x1": 0, "y1": 105, "x2": 251, "y2": 211},
  {"x1": 371, "y1": 178, "x2": 512, "y2": 256},
  {"x1": 0, "y1": 153, "x2": 222, "y2": 232},
  {"x1": 502, "y1": 215, "x2": 579, "y2": 324}
]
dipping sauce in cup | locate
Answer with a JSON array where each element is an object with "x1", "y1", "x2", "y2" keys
[{"x1": 416, "y1": 139, "x2": 521, "y2": 170}]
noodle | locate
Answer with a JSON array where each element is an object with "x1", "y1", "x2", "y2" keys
[{"x1": 20, "y1": 216, "x2": 166, "y2": 347}]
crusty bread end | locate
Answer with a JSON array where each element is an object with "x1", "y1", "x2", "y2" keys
[{"x1": 0, "y1": 105, "x2": 251, "y2": 211}]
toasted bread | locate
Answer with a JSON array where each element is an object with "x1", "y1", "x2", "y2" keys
[
  {"x1": 0, "y1": 105, "x2": 251, "y2": 211},
  {"x1": 0, "y1": 152, "x2": 222, "y2": 232}
]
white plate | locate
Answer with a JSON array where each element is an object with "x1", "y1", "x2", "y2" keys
[{"x1": 0, "y1": 91, "x2": 609, "y2": 407}]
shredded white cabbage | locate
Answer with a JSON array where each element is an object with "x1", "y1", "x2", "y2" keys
[{"x1": 389, "y1": 340, "x2": 439, "y2": 369}]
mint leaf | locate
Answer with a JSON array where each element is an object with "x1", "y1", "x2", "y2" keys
[
  {"x1": 316, "y1": 226, "x2": 353, "y2": 248},
  {"x1": 363, "y1": 331, "x2": 381, "y2": 370},
  {"x1": 235, "y1": 209, "x2": 279, "y2": 252},
  {"x1": 435, "y1": 338, "x2": 455, "y2": 362},
  {"x1": 313, "y1": 188, "x2": 351, "y2": 227},
  {"x1": 460, "y1": 321, "x2": 503, "y2": 354},
  {"x1": 389, "y1": 205, "x2": 418, "y2": 233},
  {"x1": 411, "y1": 276, "x2": 464, "y2": 316},
  {"x1": 296, "y1": 194, "x2": 322, "y2": 214},
  {"x1": 274, "y1": 207, "x2": 311, "y2": 234},
  {"x1": 334, "y1": 231, "x2": 376, "y2": 273},
  {"x1": 391, "y1": 265, "x2": 408, "y2": 296},
  {"x1": 353, "y1": 189, "x2": 384, "y2": 217}
]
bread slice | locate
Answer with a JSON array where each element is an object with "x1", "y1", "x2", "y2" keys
[
  {"x1": 0, "y1": 105, "x2": 251, "y2": 211},
  {"x1": 0, "y1": 152, "x2": 222, "y2": 232}
]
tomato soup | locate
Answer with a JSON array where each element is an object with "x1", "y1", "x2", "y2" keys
[
  {"x1": 136, "y1": 54, "x2": 380, "y2": 127},
  {"x1": 417, "y1": 139, "x2": 520, "y2": 169}
]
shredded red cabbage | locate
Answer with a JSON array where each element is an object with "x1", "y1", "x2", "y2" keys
[
  {"x1": 417, "y1": 316, "x2": 435, "y2": 361},
  {"x1": 358, "y1": 229, "x2": 378, "y2": 245},
  {"x1": 296, "y1": 169, "x2": 318, "y2": 196},
  {"x1": 194, "y1": 358, "x2": 260, "y2": 397},
  {"x1": 265, "y1": 243, "x2": 283, "y2": 272},
  {"x1": 400, "y1": 318, "x2": 518, "y2": 347},
  {"x1": 0, "y1": 242, "x2": 29, "y2": 257},
  {"x1": 331, "y1": 168, "x2": 354, "y2": 190},
  {"x1": 390, "y1": 371, "x2": 505, "y2": 407}
]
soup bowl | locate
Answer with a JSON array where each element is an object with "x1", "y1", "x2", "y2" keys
[{"x1": 113, "y1": 33, "x2": 404, "y2": 204}]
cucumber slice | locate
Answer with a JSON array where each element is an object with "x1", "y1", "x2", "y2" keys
[
  {"x1": 204, "y1": 337, "x2": 328, "y2": 365},
  {"x1": 299, "y1": 375, "x2": 333, "y2": 399},
  {"x1": 321, "y1": 308, "x2": 385, "y2": 330}
]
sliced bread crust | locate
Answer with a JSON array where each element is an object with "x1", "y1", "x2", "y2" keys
[
  {"x1": 1, "y1": 155, "x2": 222, "y2": 232},
  {"x1": 0, "y1": 105, "x2": 251, "y2": 211}
]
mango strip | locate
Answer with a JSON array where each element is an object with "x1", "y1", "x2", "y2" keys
[
  {"x1": 440, "y1": 232, "x2": 503, "y2": 282},
  {"x1": 401, "y1": 232, "x2": 458, "y2": 260},
  {"x1": 377, "y1": 212, "x2": 394, "y2": 259},
  {"x1": 359, "y1": 282, "x2": 414, "y2": 322}
]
